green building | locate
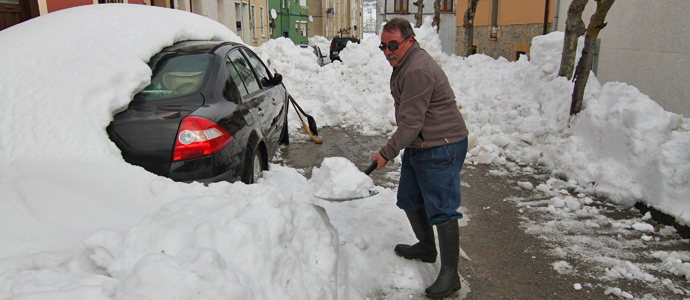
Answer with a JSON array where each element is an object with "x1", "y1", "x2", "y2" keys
[{"x1": 268, "y1": 0, "x2": 310, "y2": 44}]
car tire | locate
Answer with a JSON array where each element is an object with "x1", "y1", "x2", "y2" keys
[
  {"x1": 243, "y1": 144, "x2": 264, "y2": 184},
  {"x1": 250, "y1": 150, "x2": 263, "y2": 183}
]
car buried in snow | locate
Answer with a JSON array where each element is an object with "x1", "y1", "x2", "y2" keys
[
  {"x1": 107, "y1": 40, "x2": 289, "y2": 184},
  {"x1": 329, "y1": 37, "x2": 360, "y2": 62},
  {"x1": 298, "y1": 44, "x2": 328, "y2": 67}
]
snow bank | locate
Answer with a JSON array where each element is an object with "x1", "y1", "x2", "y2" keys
[{"x1": 82, "y1": 185, "x2": 338, "y2": 300}]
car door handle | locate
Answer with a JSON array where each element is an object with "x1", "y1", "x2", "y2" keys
[
  {"x1": 257, "y1": 107, "x2": 264, "y2": 116},
  {"x1": 272, "y1": 99, "x2": 277, "y2": 105}
]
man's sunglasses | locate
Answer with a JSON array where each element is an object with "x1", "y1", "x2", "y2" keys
[
  {"x1": 379, "y1": 37, "x2": 409, "y2": 52},
  {"x1": 379, "y1": 43, "x2": 402, "y2": 52}
]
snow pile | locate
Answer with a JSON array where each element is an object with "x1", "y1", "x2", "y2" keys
[
  {"x1": 0, "y1": 4, "x2": 238, "y2": 255},
  {"x1": 309, "y1": 157, "x2": 375, "y2": 200},
  {"x1": 433, "y1": 31, "x2": 689, "y2": 224},
  {"x1": 82, "y1": 185, "x2": 338, "y2": 300},
  {"x1": 0, "y1": 4, "x2": 239, "y2": 163},
  {"x1": 309, "y1": 35, "x2": 331, "y2": 57}
]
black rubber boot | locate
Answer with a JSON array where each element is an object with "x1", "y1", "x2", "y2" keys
[
  {"x1": 394, "y1": 209, "x2": 437, "y2": 263},
  {"x1": 425, "y1": 220, "x2": 461, "y2": 299}
]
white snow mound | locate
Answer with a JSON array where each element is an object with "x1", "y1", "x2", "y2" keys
[{"x1": 310, "y1": 157, "x2": 375, "y2": 200}]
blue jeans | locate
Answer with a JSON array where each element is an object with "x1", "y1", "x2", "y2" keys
[{"x1": 396, "y1": 138, "x2": 468, "y2": 225}]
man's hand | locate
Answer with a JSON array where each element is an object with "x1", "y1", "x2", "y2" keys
[{"x1": 371, "y1": 152, "x2": 388, "y2": 171}]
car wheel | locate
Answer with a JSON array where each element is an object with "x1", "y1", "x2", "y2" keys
[
  {"x1": 243, "y1": 144, "x2": 264, "y2": 184},
  {"x1": 279, "y1": 110, "x2": 289, "y2": 145}
]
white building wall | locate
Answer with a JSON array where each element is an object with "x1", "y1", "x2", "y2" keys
[
  {"x1": 554, "y1": 0, "x2": 690, "y2": 117},
  {"x1": 192, "y1": 0, "x2": 219, "y2": 21},
  {"x1": 176, "y1": 0, "x2": 238, "y2": 36},
  {"x1": 377, "y1": 0, "x2": 456, "y2": 55}
]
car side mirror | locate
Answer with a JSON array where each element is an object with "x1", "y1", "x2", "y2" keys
[{"x1": 271, "y1": 73, "x2": 283, "y2": 85}]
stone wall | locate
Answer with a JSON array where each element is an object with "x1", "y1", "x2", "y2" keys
[{"x1": 455, "y1": 23, "x2": 551, "y2": 61}]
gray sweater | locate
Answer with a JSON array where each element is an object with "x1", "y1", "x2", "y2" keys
[{"x1": 379, "y1": 42, "x2": 469, "y2": 160}]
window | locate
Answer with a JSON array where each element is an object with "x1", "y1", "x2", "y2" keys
[
  {"x1": 251, "y1": 5, "x2": 256, "y2": 39},
  {"x1": 227, "y1": 50, "x2": 259, "y2": 94},
  {"x1": 134, "y1": 54, "x2": 211, "y2": 101},
  {"x1": 394, "y1": 0, "x2": 408, "y2": 13},
  {"x1": 260, "y1": 7, "x2": 265, "y2": 38},
  {"x1": 226, "y1": 56, "x2": 249, "y2": 98},
  {"x1": 440, "y1": 0, "x2": 453, "y2": 12},
  {"x1": 300, "y1": 21, "x2": 307, "y2": 37},
  {"x1": 241, "y1": 49, "x2": 271, "y2": 87}
]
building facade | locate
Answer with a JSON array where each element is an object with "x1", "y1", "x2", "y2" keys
[
  {"x1": 268, "y1": 0, "x2": 309, "y2": 44},
  {"x1": 376, "y1": 0, "x2": 456, "y2": 55},
  {"x1": 454, "y1": 0, "x2": 555, "y2": 61},
  {"x1": 308, "y1": 0, "x2": 362, "y2": 39},
  {"x1": 1, "y1": 0, "x2": 269, "y2": 47}
]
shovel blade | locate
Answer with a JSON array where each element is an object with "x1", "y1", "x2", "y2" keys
[
  {"x1": 315, "y1": 189, "x2": 379, "y2": 201},
  {"x1": 307, "y1": 116, "x2": 318, "y2": 136}
]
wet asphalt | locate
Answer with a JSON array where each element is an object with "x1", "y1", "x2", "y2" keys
[{"x1": 277, "y1": 126, "x2": 690, "y2": 300}]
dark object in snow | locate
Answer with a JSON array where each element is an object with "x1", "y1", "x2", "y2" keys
[{"x1": 107, "y1": 40, "x2": 289, "y2": 184}]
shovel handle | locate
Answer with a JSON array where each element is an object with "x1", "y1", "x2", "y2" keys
[{"x1": 364, "y1": 162, "x2": 378, "y2": 175}]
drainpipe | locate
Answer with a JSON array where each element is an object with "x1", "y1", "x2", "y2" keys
[
  {"x1": 552, "y1": 0, "x2": 560, "y2": 31},
  {"x1": 384, "y1": 0, "x2": 387, "y2": 21},
  {"x1": 543, "y1": 0, "x2": 549, "y2": 34}
]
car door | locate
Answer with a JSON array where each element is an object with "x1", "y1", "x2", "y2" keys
[
  {"x1": 226, "y1": 49, "x2": 271, "y2": 142},
  {"x1": 313, "y1": 46, "x2": 324, "y2": 66},
  {"x1": 239, "y1": 48, "x2": 284, "y2": 150}
]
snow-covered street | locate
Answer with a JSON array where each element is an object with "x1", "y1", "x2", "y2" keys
[{"x1": 280, "y1": 126, "x2": 690, "y2": 299}]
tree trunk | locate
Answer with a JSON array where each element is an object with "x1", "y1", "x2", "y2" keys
[
  {"x1": 463, "y1": 0, "x2": 479, "y2": 57},
  {"x1": 558, "y1": 0, "x2": 588, "y2": 79},
  {"x1": 570, "y1": 0, "x2": 615, "y2": 116},
  {"x1": 413, "y1": 0, "x2": 424, "y2": 28},
  {"x1": 432, "y1": 0, "x2": 441, "y2": 33}
]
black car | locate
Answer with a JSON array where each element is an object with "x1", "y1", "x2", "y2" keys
[
  {"x1": 329, "y1": 37, "x2": 360, "y2": 61},
  {"x1": 107, "y1": 40, "x2": 289, "y2": 184}
]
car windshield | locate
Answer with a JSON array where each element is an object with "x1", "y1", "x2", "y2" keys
[{"x1": 134, "y1": 54, "x2": 212, "y2": 101}]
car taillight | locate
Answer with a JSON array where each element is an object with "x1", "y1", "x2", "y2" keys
[
  {"x1": 330, "y1": 44, "x2": 333, "y2": 50},
  {"x1": 173, "y1": 116, "x2": 233, "y2": 162}
]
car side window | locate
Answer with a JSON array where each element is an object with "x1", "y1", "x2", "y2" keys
[
  {"x1": 226, "y1": 52, "x2": 249, "y2": 98},
  {"x1": 227, "y1": 50, "x2": 260, "y2": 94},
  {"x1": 241, "y1": 49, "x2": 272, "y2": 87}
]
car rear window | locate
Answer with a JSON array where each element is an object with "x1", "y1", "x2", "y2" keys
[
  {"x1": 332, "y1": 39, "x2": 359, "y2": 49},
  {"x1": 134, "y1": 54, "x2": 212, "y2": 101}
]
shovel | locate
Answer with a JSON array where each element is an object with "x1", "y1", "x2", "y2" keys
[{"x1": 314, "y1": 162, "x2": 379, "y2": 201}]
